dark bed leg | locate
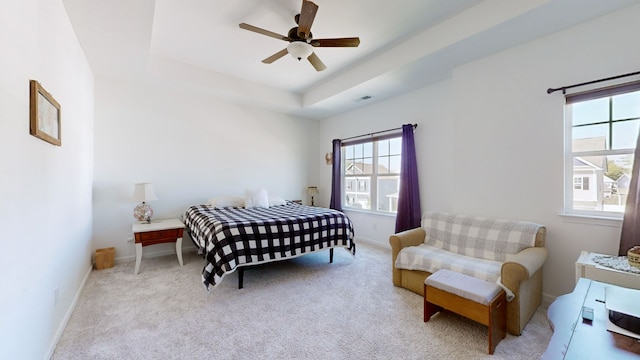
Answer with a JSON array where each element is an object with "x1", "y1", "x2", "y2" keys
[
  {"x1": 238, "y1": 267, "x2": 244, "y2": 289},
  {"x1": 330, "y1": 248, "x2": 334, "y2": 263}
]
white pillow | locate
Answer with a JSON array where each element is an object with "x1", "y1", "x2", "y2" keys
[
  {"x1": 206, "y1": 196, "x2": 245, "y2": 208},
  {"x1": 245, "y1": 189, "x2": 269, "y2": 208},
  {"x1": 268, "y1": 195, "x2": 287, "y2": 207}
]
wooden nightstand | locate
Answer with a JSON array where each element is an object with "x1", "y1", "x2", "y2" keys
[{"x1": 132, "y1": 218, "x2": 185, "y2": 274}]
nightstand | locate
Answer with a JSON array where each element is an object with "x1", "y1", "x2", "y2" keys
[{"x1": 132, "y1": 218, "x2": 185, "y2": 274}]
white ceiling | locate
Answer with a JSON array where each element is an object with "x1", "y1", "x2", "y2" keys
[{"x1": 62, "y1": 0, "x2": 639, "y2": 119}]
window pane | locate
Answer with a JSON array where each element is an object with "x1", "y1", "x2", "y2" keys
[
  {"x1": 571, "y1": 98, "x2": 609, "y2": 125},
  {"x1": 566, "y1": 86, "x2": 639, "y2": 216},
  {"x1": 344, "y1": 175, "x2": 371, "y2": 210},
  {"x1": 362, "y1": 157, "x2": 373, "y2": 174},
  {"x1": 572, "y1": 154, "x2": 634, "y2": 213},
  {"x1": 389, "y1": 155, "x2": 401, "y2": 173},
  {"x1": 378, "y1": 140, "x2": 389, "y2": 156},
  {"x1": 612, "y1": 120, "x2": 640, "y2": 150},
  {"x1": 389, "y1": 138, "x2": 402, "y2": 155},
  {"x1": 363, "y1": 142, "x2": 373, "y2": 157},
  {"x1": 354, "y1": 144, "x2": 363, "y2": 158},
  {"x1": 377, "y1": 176, "x2": 399, "y2": 212},
  {"x1": 613, "y1": 91, "x2": 640, "y2": 120},
  {"x1": 344, "y1": 146, "x2": 351, "y2": 160},
  {"x1": 572, "y1": 125, "x2": 608, "y2": 152},
  {"x1": 341, "y1": 135, "x2": 402, "y2": 214},
  {"x1": 378, "y1": 156, "x2": 390, "y2": 174}
]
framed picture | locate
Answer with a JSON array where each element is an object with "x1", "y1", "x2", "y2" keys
[{"x1": 30, "y1": 80, "x2": 61, "y2": 146}]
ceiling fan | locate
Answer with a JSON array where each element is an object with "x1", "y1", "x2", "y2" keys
[{"x1": 239, "y1": 0, "x2": 360, "y2": 72}]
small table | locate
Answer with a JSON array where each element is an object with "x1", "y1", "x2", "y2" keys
[
  {"x1": 575, "y1": 251, "x2": 640, "y2": 290},
  {"x1": 543, "y1": 278, "x2": 640, "y2": 359},
  {"x1": 132, "y1": 218, "x2": 185, "y2": 274}
]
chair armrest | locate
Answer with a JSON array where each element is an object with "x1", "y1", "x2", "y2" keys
[
  {"x1": 501, "y1": 247, "x2": 548, "y2": 288},
  {"x1": 389, "y1": 227, "x2": 425, "y2": 286},
  {"x1": 389, "y1": 228, "x2": 425, "y2": 256}
]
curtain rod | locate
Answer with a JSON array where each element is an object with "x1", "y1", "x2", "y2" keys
[
  {"x1": 339, "y1": 123, "x2": 417, "y2": 142},
  {"x1": 547, "y1": 70, "x2": 640, "y2": 95}
]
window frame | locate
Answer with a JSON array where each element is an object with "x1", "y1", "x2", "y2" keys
[
  {"x1": 564, "y1": 81, "x2": 640, "y2": 219},
  {"x1": 342, "y1": 134, "x2": 402, "y2": 214}
]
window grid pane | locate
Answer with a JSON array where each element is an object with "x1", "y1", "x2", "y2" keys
[
  {"x1": 567, "y1": 88, "x2": 640, "y2": 215},
  {"x1": 343, "y1": 136, "x2": 402, "y2": 213}
]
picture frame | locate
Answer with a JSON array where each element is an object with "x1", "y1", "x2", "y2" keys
[{"x1": 30, "y1": 80, "x2": 61, "y2": 146}]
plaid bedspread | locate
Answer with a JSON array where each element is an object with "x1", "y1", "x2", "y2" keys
[{"x1": 183, "y1": 202, "x2": 355, "y2": 289}]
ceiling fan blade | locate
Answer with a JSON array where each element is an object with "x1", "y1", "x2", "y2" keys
[
  {"x1": 262, "y1": 48, "x2": 289, "y2": 64},
  {"x1": 239, "y1": 23, "x2": 291, "y2": 42},
  {"x1": 311, "y1": 37, "x2": 360, "y2": 47},
  {"x1": 297, "y1": 1, "x2": 318, "y2": 39},
  {"x1": 307, "y1": 52, "x2": 326, "y2": 72}
]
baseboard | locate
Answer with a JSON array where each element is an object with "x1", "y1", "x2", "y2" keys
[
  {"x1": 354, "y1": 236, "x2": 390, "y2": 250},
  {"x1": 45, "y1": 263, "x2": 92, "y2": 359},
  {"x1": 542, "y1": 292, "x2": 555, "y2": 307}
]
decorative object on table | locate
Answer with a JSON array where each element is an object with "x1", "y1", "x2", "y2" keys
[
  {"x1": 132, "y1": 182, "x2": 158, "y2": 223},
  {"x1": 592, "y1": 254, "x2": 640, "y2": 274},
  {"x1": 29, "y1": 80, "x2": 61, "y2": 146},
  {"x1": 628, "y1": 246, "x2": 640, "y2": 267},
  {"x1": 307, "y1": 186, "x2": 319, "y2": 206}
]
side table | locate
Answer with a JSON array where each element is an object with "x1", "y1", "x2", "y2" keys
[
  {"x1": 132, "y1": 218, "x2": 185, "y2": 274},
  {"x1": 575, "y1": 251, "x2": 640, "y2": 290}
]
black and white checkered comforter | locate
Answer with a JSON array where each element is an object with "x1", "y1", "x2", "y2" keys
[{"x1": 183, "y1": 202, "x2": 355, "y2": 289}]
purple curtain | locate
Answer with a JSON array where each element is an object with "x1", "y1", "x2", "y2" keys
[
  {"x1": 619, "y1": 132, "x2": 640, "y2": 255},
  {"x1": 395, "y1": 124, "x2": 422, "y2": 233},
  {"x1": 329, "y1": 139, "x2": 342, "y2": 211}
]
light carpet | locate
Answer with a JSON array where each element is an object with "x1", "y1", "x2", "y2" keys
[{"x1": 52, "y1": 242, "x2": 552, "y2": 359}]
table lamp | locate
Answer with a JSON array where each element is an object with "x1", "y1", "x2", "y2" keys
[
  {"x1": 307, "y1": 186, "x2": 319, "y2": 206},
  {"x1": 133, "y1": 183, "x2": 158, "y2": 223}
]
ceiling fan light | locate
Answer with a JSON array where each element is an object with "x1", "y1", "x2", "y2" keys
[{"x1": 287, "y1": 41, "x2": 313, "y2": 61}]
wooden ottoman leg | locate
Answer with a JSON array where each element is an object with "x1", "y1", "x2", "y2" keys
[
  {"x1": 424, "y1": 284, "x2": 441, "y2": 322},
  {"x1": 488, "y1": 291, "x2": 507, "y2": 355}
]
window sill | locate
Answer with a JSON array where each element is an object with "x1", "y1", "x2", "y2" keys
[
  {"x1": 559, "y1": 213, "x2": 623, "y2": 227},
  {"x1": 343, "y1": 208, "x2": 397, "y2": 218}
]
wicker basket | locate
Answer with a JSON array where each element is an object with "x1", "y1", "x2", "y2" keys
[
  {"x1": 95, "y1": 247, "x2": 115, "y2": 270},
  {"x1": 628, "y1": 246, "x2": 640, "y2": 268}
]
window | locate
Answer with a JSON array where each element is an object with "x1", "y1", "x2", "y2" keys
[
  {"x1": 565, "y1": 81, "x2": 640, "y2": 217},
  {"x1": 343, "y1": 136, "x2": 402, "y2": 213}
]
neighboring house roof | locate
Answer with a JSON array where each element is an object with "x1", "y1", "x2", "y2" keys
[
  {"x1": 572, "y1": 137, "x2": 608, "y2": 171},
  {"x1": 573, "y1": 157, "x2": 603, "y2": 171},
  {"x1": 345, "y1": 161, "x2": 390, "y2": 175}
]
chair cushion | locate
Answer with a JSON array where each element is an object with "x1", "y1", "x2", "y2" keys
[
  {"x1": 426, "y1": 269, "x2": 503, "y2": 305},
  {"x1": 395, "y1": 244, "x2": 502, "y2": 283}
]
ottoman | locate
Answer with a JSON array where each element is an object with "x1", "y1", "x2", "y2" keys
[{"x1": 424, "y1": 269, "x2": 507, "y2": 354}]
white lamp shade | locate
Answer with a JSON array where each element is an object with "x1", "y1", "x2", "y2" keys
[
  {"x1": 132, "y1": 183, "x2": 158, "y2": 202},
  {"x1": 306, "y1": 186, "x2": 319, "y2": 196},
  {"x1": 287, "y1": 41, "x2": 313, "y2": 61}
]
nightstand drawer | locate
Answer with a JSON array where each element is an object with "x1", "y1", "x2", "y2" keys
[{"x1": 135, "y1": 228, "x2": 184, "y2": 244}]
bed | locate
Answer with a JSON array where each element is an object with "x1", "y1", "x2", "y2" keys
[{"x1": 183, "y1": 201, "x2": 355, "y2": 289}]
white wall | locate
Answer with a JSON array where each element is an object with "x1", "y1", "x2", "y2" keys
[
  {"x1": 317, "y1": 80, "x2": 455, "y2": 245},
  {"x1": 318, "y1": 5, "x2": 640, "y2": 299},
  {"x1": 92, "y1": 74, "x2": 318, "y2": 261},
  {"x1": 0, "y1": 0, "x2": 94, "y2": 358}
]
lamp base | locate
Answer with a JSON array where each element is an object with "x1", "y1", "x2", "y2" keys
[{"x1": 133, "y1": 202, "x2": 153, "y2": 223}]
